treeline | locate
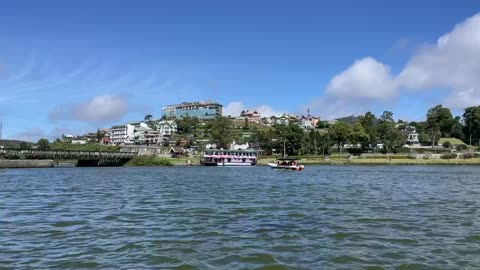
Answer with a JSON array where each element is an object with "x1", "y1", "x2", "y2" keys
[
  {"x1": 254, "y1": 110, "x2": 407, "y2": 156},
  {"x1": 171, "y1": 105, "x2": 480, "y2": 156}
]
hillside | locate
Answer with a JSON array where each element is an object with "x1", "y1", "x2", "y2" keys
[{"x1": 0, "y1": 139, "x2": 33, "y2": 149}]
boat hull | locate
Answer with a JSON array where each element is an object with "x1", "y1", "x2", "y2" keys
[
  {"x1": 201, "y1": 161, "x2": 256, "y2": 166},
  {"x1": 268, "y1": 163, "x2": 304, "y2": 171}
]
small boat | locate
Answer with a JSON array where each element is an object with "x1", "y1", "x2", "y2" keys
[{"x1": 268, "y1": 157, "x2": 305, "y2": 171}]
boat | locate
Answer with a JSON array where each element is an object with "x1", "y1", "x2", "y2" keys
[
  {"x1": 268, "y1": 140, "x2": 304, "y2": 170},
  {"x1": 200, "y1": 149, "x2": 257, "y2": 166},
  {"x1": 268, "y1": 157, "x2": 305, "y2": 171}
]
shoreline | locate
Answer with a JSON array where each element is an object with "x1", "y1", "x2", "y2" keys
[{"x1": 2, "y1": 158, "x2": 480, "y2": 168}]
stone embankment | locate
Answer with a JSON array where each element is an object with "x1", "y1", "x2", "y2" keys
[{"x1": 0, "y1": 160, "x2": 54, "y2": 168}]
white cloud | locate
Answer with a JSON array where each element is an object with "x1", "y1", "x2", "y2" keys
[
  {"x1": 49, "y1": 94, "x2": 129, "y2": 124},
  {"x1": 222, "y1": 101, "x2": 244, "y2": 117},
  {"x1": 223, "y1": 101, "x2": 284, "y2": 117},
  {"x1": 326, "y1": 57, "x2": 397, "y2": 100},
  {"x1": 398, "y1": 13, "x2": 480, "y2": 108},
  {"x1": 304, "y1": 13, "x2": 480, "y2": 118}
]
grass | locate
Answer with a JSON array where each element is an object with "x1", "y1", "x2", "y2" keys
[
  {"x1": 51, "y1": 142, "x2": 121, "y2": 152},
  {"x1": 257, "y1": 156, "x2": 480, "y2": 166},
  {"x1": 438, "y1": 137, "x2": 466, "y2": 146},
  {"x1": 124, "y1": 156, "x2": 174, "y2": 166},
  {"x1": 124, "y1": 156, "x2": 200, "y2": 166}
]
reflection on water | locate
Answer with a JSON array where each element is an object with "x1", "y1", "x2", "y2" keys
[{"x1": 1, "y1": 166, "x2": 480, "y2": 269}]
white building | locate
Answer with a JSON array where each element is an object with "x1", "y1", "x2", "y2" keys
[
  {"x1": 239, "y1": 110, "x2": 261, "y2": 124},
  {"x1": 71, "y1": 138, "x2": 87, "y2": 144},
  {"x1": 110, "y1": 124, "x2": 135, "y2": 145},
  {"x1": 157, "y1": 120, "x2": 177, "y2": 136},
  {"x1": 230, "y1": 141, "x2": 250, "y2": 151}
]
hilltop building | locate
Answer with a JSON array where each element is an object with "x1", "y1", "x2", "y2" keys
[
  {"x1": 162, "y1": 100, "x2": 222, "y2": 119},
  {"x1": 239, "y1": 110, "x2": 261, "y2": 124}
]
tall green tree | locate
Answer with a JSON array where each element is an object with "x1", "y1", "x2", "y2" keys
[
  {"x1": 36, "y1": 138, "x2": 51, "y2": 150},
  {"x1": 96, "y1": 129, "x2": 103, "y2": 143},
  {"x1": 350, "y1": 122, "x2": 369, "y2": 149},
  {"x1": 463, "y1": 106, "x2": 480, "y2": 145},
  {"x1": 377, "y1": 111, "x2": 405, "y2": 153},
  {"x1": 328, "y1": 121, "x2": 351, "y2": 157},
  {"x1": 426, "y1": 105, "x2": 455, "y2": 141},
  {"x1": 451, "y1": 116, "x2": 464, "y2": 140},
  {"x1": 273, "y1": 123, "x2": 304, "y2": 156},
  {"x1": 359, "y1": 112, "x2": 377, "y2": 149},
  {"x1": 211, "y1": 117, "x2": 234, "y2": 149}
]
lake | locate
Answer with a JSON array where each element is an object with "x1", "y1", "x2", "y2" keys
[{"x1": 1, "y1": 166, "x2": 480, "y2": 269}]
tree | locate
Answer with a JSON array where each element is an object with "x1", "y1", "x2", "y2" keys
[
  {"x1": 316, "y1": 121, "x2": 330, "y2": 129},
  {"x1": 377, "y1": 111, "x2": 405, "y2": 153},
  {"x1": 36, "y1": 138, "x2": 50, "y2": 150},
  {"x1": 19, "y1": 142, "x2": 31, "y2": 150},
  {"x1": 318, "y1": 132, "x2": 334, "y2": 156},
  {"x1": 253, "y1": 129, "x2": 278, "y2": 155},
  {"x1": 359, "y1": 112, "x2": 377, "y2": 149},
  {"x1": 144, "y1": 114, "x2": 153, "y2": 122},
  {"x1": 177, "y1": 116, "x2": 199, "y2": 135},
  {"x1": 272, "y1": 123, "x2": 304, "y2": 156},
  {"x1": 328, "y1": 121, "x2": 351, "y2": 157},
  {"x1": 463, "y1": 106, "x2": 480, "y2": 145},
  {"x1": 244, "y1": 118, "x2": 250, "y2": 130},
  {"x1": 426, "y1": 105, "x2": 455, "y2": 142},
  {"x1": 443, "y1": 141, "x2": 452, "y2": 149},
  {"x1": 144, "y1": 114, "x2": 157, "y2": 130},
  {"x1": 380, "y1": 111, "x2": 394, "y2": 123},
  {"x1": 211, "y1": 117, "x2": 234, "y2": 149},
  {"x1": 96, "y1": 129, "x2": 103, "y2": 143},
  {"x1": 350, "y1": 122, "x2": 369, "y2": 149},
  {"x1": 451, "y1": 116, "x2": 464, "y2": 141}
]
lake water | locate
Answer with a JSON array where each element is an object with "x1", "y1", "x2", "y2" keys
[{"x1": 1, "y1": 166, "x2": 480, "y2": 269}]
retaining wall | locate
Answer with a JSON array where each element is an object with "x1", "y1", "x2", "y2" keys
[{"x1": 0, "y1": 160, "x2": 54, "y2": 168}]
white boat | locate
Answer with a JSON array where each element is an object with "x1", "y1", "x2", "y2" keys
[
  {"x1": 268, "y1": 158, "x2": 305, "y2": 171},
  {"x1": 200, "y1": 149, "x2": 258, "y2": 166}
]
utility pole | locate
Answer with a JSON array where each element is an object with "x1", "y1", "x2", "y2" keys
[{"x1": 470, "y1": 134, "x2": 472, "y2": 146}]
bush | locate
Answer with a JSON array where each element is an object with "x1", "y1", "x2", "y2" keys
[
  {"x1": 441, "y1": 153, "x2": 457, "y2": 159},
  {"x1": 346, "y1": 148, "x2": 363, "y2": 155},
  {"x1": 462, "y1": 153, "x2": 475, "y2": 159},
  {"x1": 457, "y1": 144, "x2": 468, "y2": 151},
  {"x1": 125, "y1": 156, "x2": 173, "y2": 166},
  {"x1": 442, "y1": 141, "x2": 452, "y2": 149}
]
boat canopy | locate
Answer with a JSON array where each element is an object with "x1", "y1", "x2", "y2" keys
[{"x1": 276, "y1": 157, "x2": 300, "y2": 161}]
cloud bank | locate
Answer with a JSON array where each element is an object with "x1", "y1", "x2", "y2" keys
[
  {"x1": 49, "y1": 94, "x2": 129, "y2": 124},
  {"x1": 308, "y1": 13, "x2": 480, "y2": 118},
  {"x1": 223, "y1": 101, "x2": 285, "y2": 117}
]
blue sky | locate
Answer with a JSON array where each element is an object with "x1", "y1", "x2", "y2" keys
[{"x1": 1, "y1": 0, "x2": 479, "y2": 141}]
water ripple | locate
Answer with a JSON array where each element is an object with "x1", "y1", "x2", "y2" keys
[{"x1": 1, "y1": 166, "x2": 480, "y2": 269}]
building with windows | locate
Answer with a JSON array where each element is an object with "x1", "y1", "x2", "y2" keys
[
  {"x1": 110, "y1": 124, "x2": 135, "y2": 145},
  {"x1": 162, "y1": 100, "x2": 222, "y2": 119},
  {"x1": 239, "y1": 110, "x2": 261, "y2": 124}
]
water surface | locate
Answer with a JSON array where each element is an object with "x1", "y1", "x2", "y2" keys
[{"x1": 1, "y1": 166, "x2": 480, "y2": 269}]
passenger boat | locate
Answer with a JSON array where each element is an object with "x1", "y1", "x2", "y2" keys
[
  {"x1": 200, "y1": 149, "x2": 257, "y2": 166},
  {"x1": 268, "y1": 157, "x2": 305, "y2": 171}
]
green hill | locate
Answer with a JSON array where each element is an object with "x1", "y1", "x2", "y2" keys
[{"x1": 0, "y1": 139, "x2": 33, "y2": 149}]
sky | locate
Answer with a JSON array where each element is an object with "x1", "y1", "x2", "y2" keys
[{"x1": 0, "y1": 0, "x2": 479, "y2": 141}]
